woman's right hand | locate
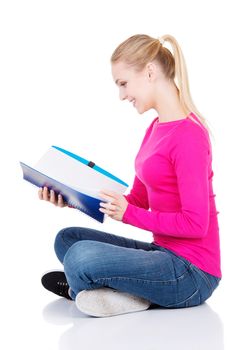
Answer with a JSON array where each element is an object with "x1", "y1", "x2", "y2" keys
[{"x1": 38, "y1": 187, "x2": 67, "y2": 208}]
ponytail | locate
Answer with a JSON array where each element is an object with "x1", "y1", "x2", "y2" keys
[{"x1": 160, "y1": 34, "x2": 213, "y2": 137}]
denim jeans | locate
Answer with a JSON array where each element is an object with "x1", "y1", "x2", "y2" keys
[{"x1": 54, "y1": 226, "x2": 221, "y2": 308}]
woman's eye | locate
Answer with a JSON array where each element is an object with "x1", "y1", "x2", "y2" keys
[{"x1": 120, "y1": 82, "x2": 127, "y2": 87}]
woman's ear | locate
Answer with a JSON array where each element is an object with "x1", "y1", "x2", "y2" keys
[{"x1": 146, "y1": 62, "x2": 159, "y2": 81}]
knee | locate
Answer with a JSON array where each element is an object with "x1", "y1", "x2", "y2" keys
[
  {"x1": 54, "y1": 227, "x2": 67, "y2": 258},
  {"x1": 63, "y1": 240, "x2": 106, "y2": 280},
  {"x1": 54, "y1": 227, "x2": 79, "y2": 253},
  {"x1": 54, "y1": 226, "x2": 83, "y2": 262}
]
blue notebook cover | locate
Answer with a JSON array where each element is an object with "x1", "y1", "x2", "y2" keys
[{"x1": 20, "y1": 162, "x2": 105, "y2": 223}]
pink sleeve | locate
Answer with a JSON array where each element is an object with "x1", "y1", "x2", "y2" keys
[
  {"x1": 123, "y1": 126, "x2": 210, "y2": 238},
  {"x1": 124, "y1": 175, "x2": 149, "y2": 209}
]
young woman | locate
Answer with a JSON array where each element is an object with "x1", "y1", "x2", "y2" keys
[{"x1": 40, "y1": 34, "x2": 221, "y2": 317}]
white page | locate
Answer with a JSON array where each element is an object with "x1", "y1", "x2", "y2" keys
[{"x1": 34, "y1": 147, "x2": 128, "y2": 199}]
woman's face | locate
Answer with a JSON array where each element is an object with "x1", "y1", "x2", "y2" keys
[{"x1": 111, "y1": 61, "x2": 156, "y2": 114}]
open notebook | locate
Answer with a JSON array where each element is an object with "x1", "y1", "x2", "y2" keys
[{"x1": 20, "y1": 146, "x2": 128, "y2": 223}]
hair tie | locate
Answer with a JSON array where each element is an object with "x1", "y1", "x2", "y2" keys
[{"x1": 158, "y1": 37, "x2": 165, "y2": 45}]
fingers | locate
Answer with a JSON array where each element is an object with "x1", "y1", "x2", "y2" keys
[
  {"x1": 99, "y1": 201, "x2": 118, "y2": 218},
  {"x1": 99, "y1": 190, "x2": 119, "y2": 214},
  {"x1": 38, "y1": 187, "x2": 43, "y2": 200},
  {"x1": 99, "y1": 201, "x2": 116, "y2": 211},
  {"x1": 39, "y1": 186, "x2": 50, "y2": 201},
  {"x1": 99, "y1": 190, "x2": 127, "y2": 222},
  {"x1": 99, "y1": 201, "x2": 122, "y2": 221},
  {"x1": 99, "y1": 190, "x2": 119, "y2": 201},
  {"x1": 58, "y1": 194, "x2": 65, "y2": 207},
  {"x1": 38, "y1": 187, "x2": 50, "y2": 201},
  {"x1": 49, "y1": 189, "x2": 56, "y2": 204},
  {"x1": 38, "y1": 187, "x2": 66, "y2": 207}
]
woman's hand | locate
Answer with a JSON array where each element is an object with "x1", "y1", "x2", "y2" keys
[
  {"x1": 99, "y1": 190, "x2": 128, "y2": 221},
  {"x1": 38, "y1": 187, "x2": 67, "y2": 208}
]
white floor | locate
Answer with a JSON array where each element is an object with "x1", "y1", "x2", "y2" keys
[
  {"x1": 42, "y1": 293, "x2": 226, "y2": 350},
  {"x1": 42, "y1": 298, "x2": 224, "y2": 350}
]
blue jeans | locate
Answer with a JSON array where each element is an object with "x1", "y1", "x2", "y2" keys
[{"x1": 54, "y1": 226, "x2": 221, "y2": 308}]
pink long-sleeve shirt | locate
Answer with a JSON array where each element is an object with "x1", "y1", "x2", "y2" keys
[{"x1": 123, "y1": 112, "x2": 221, "y2": 277}]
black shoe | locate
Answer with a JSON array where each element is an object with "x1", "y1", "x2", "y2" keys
[{"x1": 41, "y1": 271, "x2": 72, "y2": 300}]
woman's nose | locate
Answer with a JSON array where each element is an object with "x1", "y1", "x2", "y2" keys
[{"x1": 119, "y1": 90, "x2": 127, "y2": 101}]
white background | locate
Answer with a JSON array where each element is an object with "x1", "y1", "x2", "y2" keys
[{"x1": 0, "y1": 0, "x2": 233, "y2": 349}]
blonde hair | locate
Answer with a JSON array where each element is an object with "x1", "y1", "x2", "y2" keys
[{"x1": 111, "y1": 34, "x2": 213, "y2": 137}]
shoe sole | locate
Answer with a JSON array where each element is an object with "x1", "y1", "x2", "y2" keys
[{"x1": 76, "y1": 288, "x2": 150, "y2": 317}]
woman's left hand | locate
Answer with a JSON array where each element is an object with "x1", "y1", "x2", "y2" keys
[{"x1": 99, "y1": 190, "x2": 128, "y2": 221}]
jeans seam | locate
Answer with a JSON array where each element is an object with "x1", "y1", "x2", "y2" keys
[
  {"x1": 190, "y1": 265, "x2": 214, "y2": 293},
  {"x1": 166, "y1": 289, "x2": 200, "y2": 308},
  {"x1": 165, "y1": 266, "x2": 200, "y2": 308},
  {"x1": 94, "y1": 274, "x2": 187, "y2": 285},
  {"x1": 60, "y1": 228, "x2": 75, "y2": 250}
]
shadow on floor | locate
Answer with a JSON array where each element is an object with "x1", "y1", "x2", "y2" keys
[{"x1": 42, "y1": 298, "x2": 224, "y2": 350}]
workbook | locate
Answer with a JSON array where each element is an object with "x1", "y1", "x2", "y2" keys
[{"x1": 20, "y1": 146, "x2": 128, "y2": 223}]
